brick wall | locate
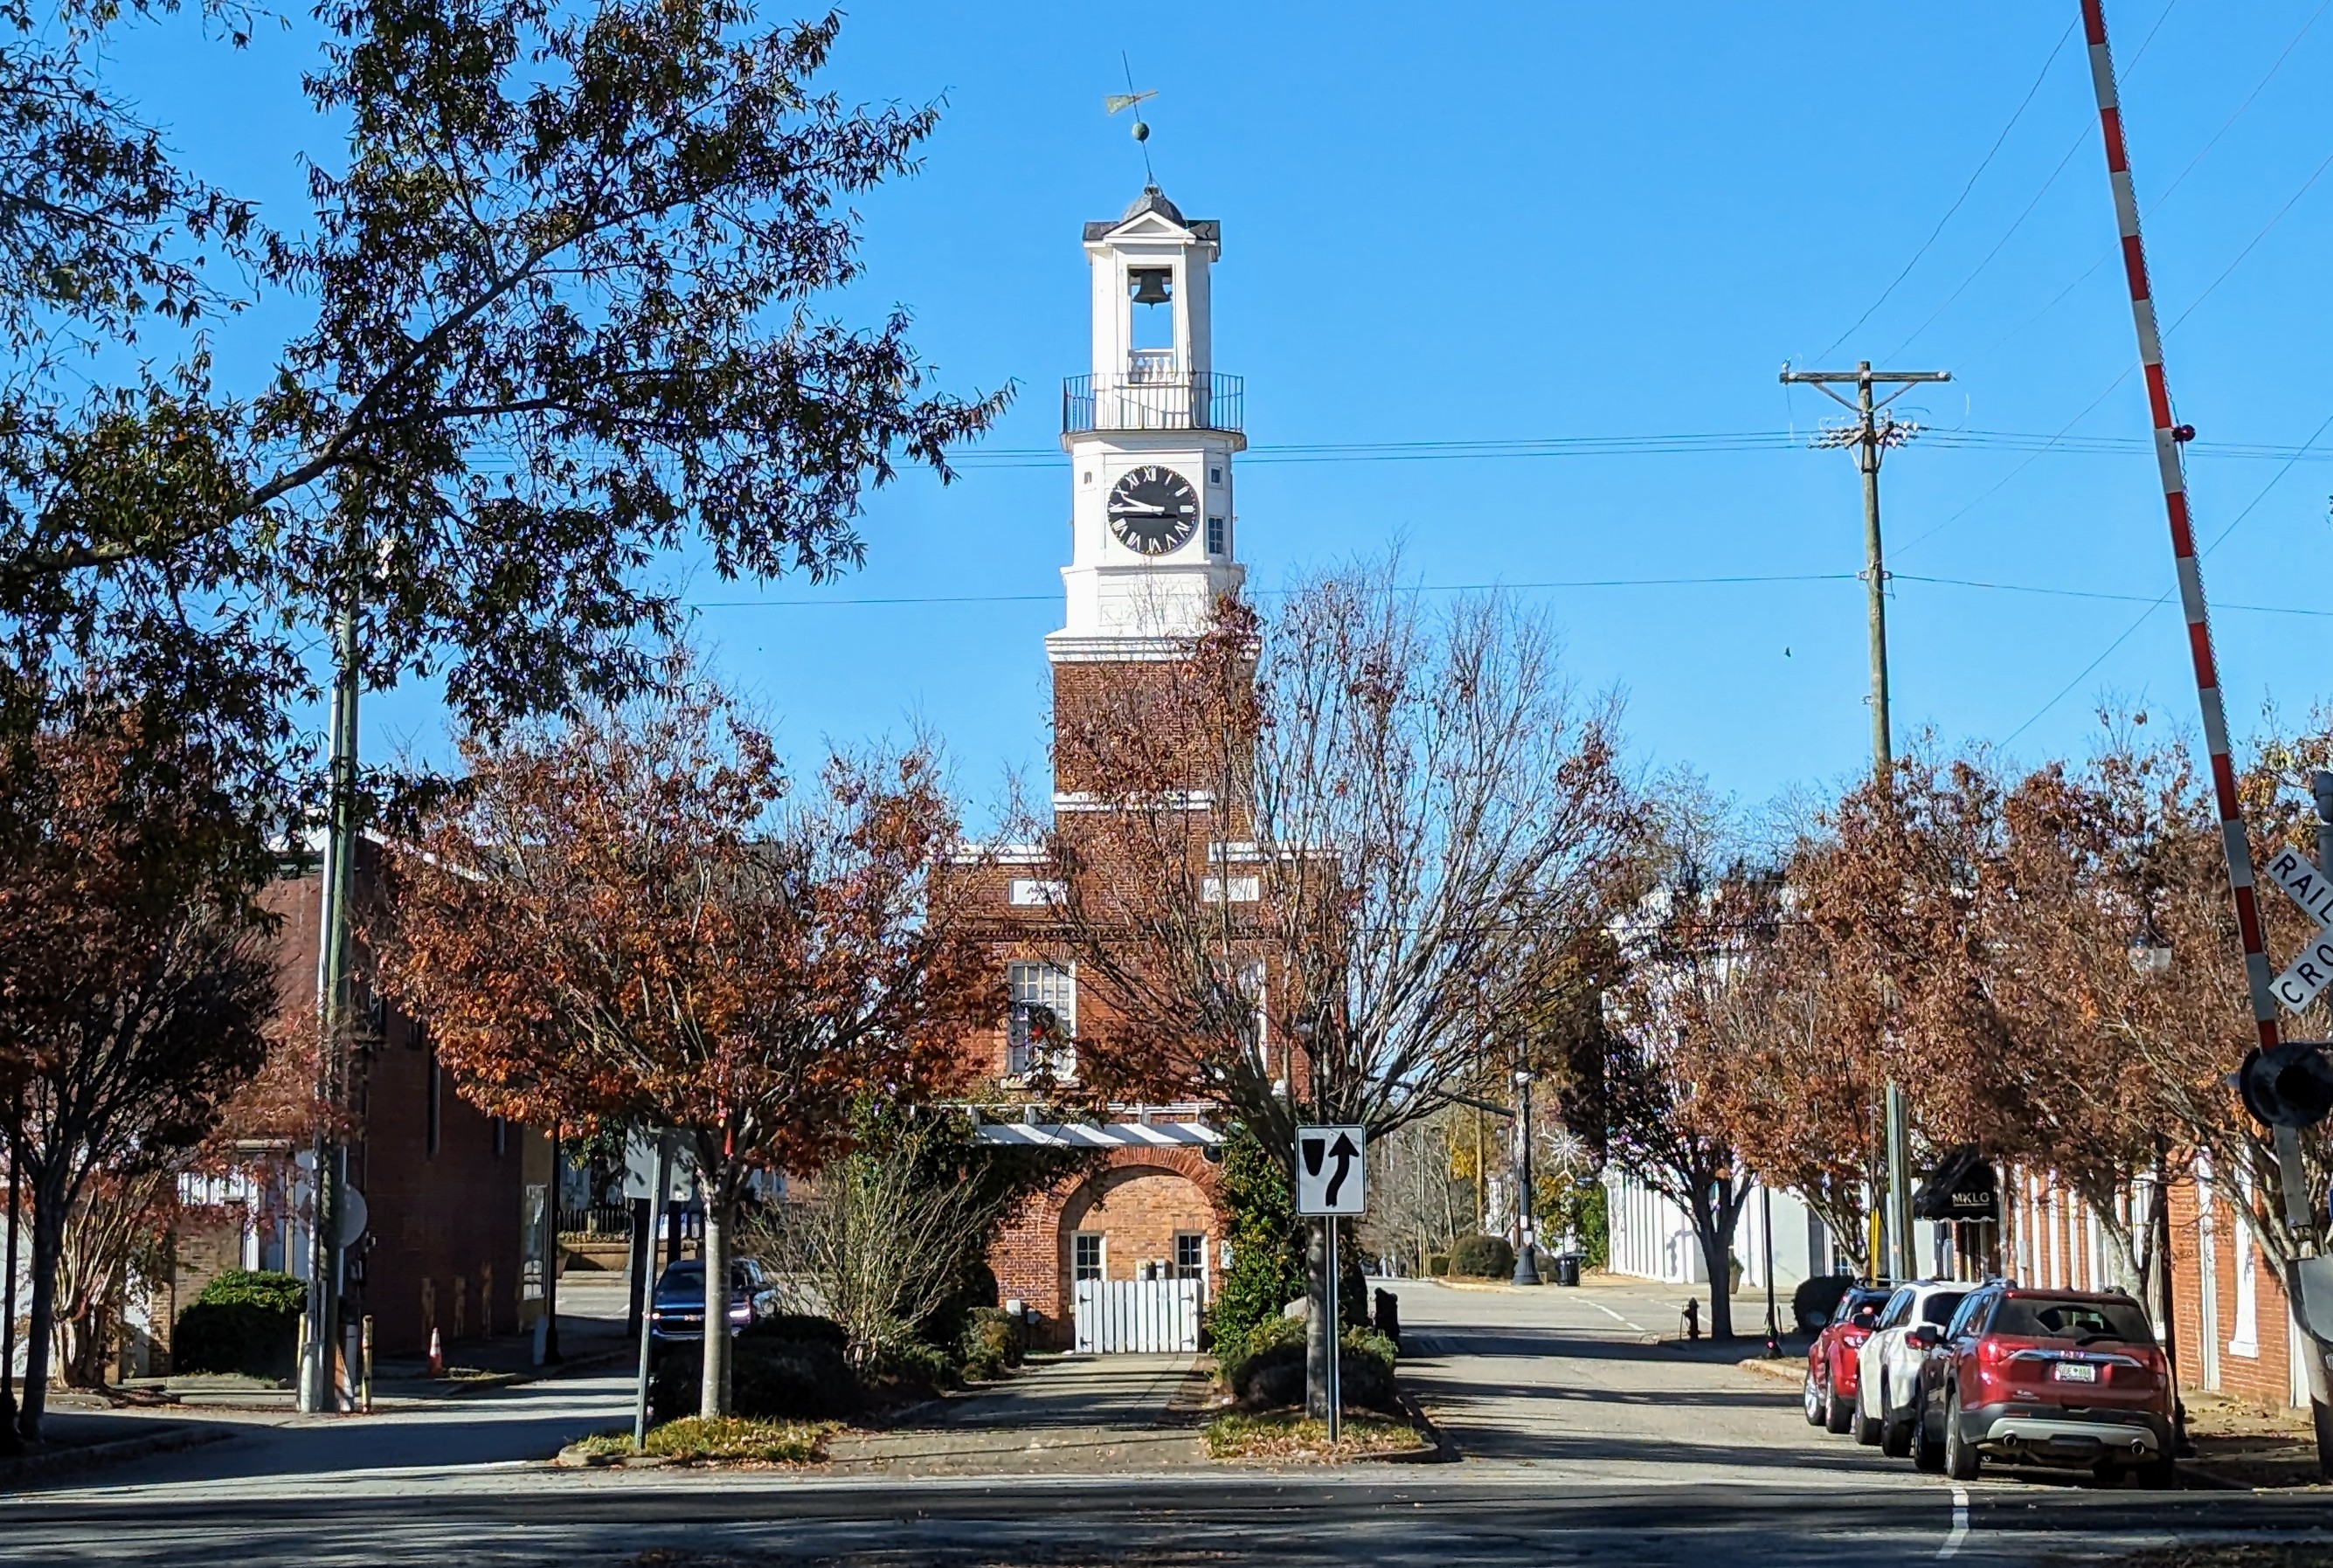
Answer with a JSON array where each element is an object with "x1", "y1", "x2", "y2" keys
[{"x1": 989, "y1": 1146, "x2": 1223, "y2": 1350}]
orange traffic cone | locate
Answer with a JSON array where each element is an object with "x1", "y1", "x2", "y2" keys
[{"x1": 426, "y1": 1327, "x2": 444, "y2": 1378}]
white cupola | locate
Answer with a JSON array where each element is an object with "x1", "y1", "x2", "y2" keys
[{"x1": 1047, "y1": 186, "x2": 1247, "y2": 662}]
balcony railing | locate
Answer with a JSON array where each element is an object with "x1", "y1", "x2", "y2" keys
[{"x1": 1063, "y1": 370, "x2": 1243, "y2": 436}]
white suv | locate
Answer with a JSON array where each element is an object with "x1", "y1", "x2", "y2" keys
[{"x1": 1855, "y1": 1280, "x2": 1972, "y2": 1454}]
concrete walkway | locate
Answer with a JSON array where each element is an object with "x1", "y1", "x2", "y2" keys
[{"x1": 828, "y1": 1353, "x2": 1208, "y2": 1475}]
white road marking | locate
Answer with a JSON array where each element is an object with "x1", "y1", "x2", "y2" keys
[
  {"x1": 1936, "y1": 1482, "x2": 1969, "y2": 1558},
  {"x1": 1587, "y1": 1301, "x2": 1647, "y2": 1334}
]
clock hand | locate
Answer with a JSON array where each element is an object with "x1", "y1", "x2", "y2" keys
[{"x1": 1114, "y1": 499, "x2": 1169, "y2": 515}]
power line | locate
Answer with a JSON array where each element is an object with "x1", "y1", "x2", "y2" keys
[
  {"x1": 936, "y1": 426, "x2": 2333, "y2": 470},
  {"x1": 1811, "y1": 19, "x2": 2078, "y2": 362},
  {"x1": 1998, "y1": 404, "x2": 2333, "y2": 743},
  {"x1": 684, "y1": 570, "x2": 2332, "y2": 618}
]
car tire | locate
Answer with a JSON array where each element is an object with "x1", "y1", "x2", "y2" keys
[
  {"x1": 1880, "y1": 1407, "x2": 1912, "y2": 1460},
  {"x1": 1825, "y1": 1378, "x2": 1854, "y2": 1434},
  {"x1": 1943, "y1": 1385, "x2": 1981, "y2": 1482},
  {"x1": 1912, "y1": 1379, "x2": 1946, "y2": 1473},
  {"x1": 1852, "y1": 1389, "x2": 1882, "y2": 1447},
  {"x1": 1804, "y1": 1371, "x2": 1826, "y2": 1427}
]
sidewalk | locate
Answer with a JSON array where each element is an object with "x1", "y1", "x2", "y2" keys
[{"x1": 827, "y1": 1354, "x2": 1210, "y2": 1475}]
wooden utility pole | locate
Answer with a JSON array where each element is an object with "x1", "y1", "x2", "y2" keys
[{"x1": 1780, "y1": 359, "x2": 1949, "y2": 1286}]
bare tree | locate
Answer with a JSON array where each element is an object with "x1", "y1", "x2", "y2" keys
[{"x1": 1032, "y1": 564, "x2": 1645, "y2": 1412}]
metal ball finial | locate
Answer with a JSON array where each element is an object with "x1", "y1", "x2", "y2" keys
[{"x1": 1132, "y1": 120, "x2": 1149, "y2": 143}]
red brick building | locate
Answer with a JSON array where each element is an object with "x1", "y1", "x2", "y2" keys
[
  {"x1": 954, "y1": 186, "x2": 1259, "y2": 1351},
  {"x1": 170, "y1": 844, "x2": 549, "y2": 1364},
  {"x1": 1997, "y1": 1160, "x2": 2314, "y2": 1410}
]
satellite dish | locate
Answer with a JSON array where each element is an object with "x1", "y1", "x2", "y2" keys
[{"x1": 336, "y1": 1186, "x2": 370, "y2": 1248}]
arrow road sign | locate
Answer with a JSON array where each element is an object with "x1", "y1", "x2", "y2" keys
[{"x1": 1296, "y1": 1125, "x2": 1367, "y2": 1216}]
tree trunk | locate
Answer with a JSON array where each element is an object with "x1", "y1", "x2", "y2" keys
[
  {"x1": 698, "y1": 1185, "x2": 732, "y2": 1420},
  {"x1": 1693, "y1": 1214, "x2": 1734, "y2": 1341},
  {"x1": 17, "y1": 1168, "x2": 66, "y2": 1440},
  {"x1": 1304, "y1": 1219, "x2": 1330, "y2": 1420}
]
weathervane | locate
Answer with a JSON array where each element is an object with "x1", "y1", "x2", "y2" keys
[{"x1": 1104, "y1": 53, "x2": 1157, "y2": 184}]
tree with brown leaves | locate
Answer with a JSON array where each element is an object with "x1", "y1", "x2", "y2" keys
[{"x1": 374, "y1": 660, "x2": 995, "y2": 1419}]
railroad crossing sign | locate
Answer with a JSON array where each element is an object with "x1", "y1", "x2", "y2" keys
[
  {"x1": 1295, "y1": 1125, "x2": 1367, "y2": 1216},
  {"x1": 2263, "y1": 847, "x2": 2333, "y2": 1012}
]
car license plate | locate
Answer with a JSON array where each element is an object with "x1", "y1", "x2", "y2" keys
[{"x1": 2051, "y1": 1362, "x2": 2098, "y2": 1383}]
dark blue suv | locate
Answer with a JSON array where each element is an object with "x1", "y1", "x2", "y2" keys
[{"x1": 647, "y1": 1258, "x2": 783, "y2": 1342}]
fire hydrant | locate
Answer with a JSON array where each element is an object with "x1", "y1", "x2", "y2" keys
[{"x1": 1681, "y1": 1299, "x2": 1701, "y2": 1342}]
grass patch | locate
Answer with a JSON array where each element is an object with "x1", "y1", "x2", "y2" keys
[
  {"x1": 565, "y1": 1417, "x2": 834, "y2": 1465},
  {"x1": 1202, "y1": 1409, "x2": 1426, "y2": 1461}
]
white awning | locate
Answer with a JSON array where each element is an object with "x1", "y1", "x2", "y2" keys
[{"x1": 973, "y1": 1120, "x2": 1222, "y2": 1149}]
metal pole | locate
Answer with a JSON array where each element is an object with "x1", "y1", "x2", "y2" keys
[
  {"x1": 2078, "y1": 0, "x2": 2330, "y2": 1475},
  {"x1": 1512, "y1": 1074, "x2": 1540, "y2": 1285},
  {"x1": 1326, "y1": 1214, "x2": 1341, "y2": 1445},
  {"x1": 1, "y1": 1089, "x2": 18, "y2": 1442},
  {"x1": 543, "y1": 1127, "x2": 563, "y2": 1364},
  {"x1": 632, "y1": 1131, "x2": 673, "y2": 1451},
  {"x1": 1762, "y1": 1184, "x2": 1782, "y2": 1357},
  {"x1": 299, "y1": 578, "x2": 360, "y2": 1415}
]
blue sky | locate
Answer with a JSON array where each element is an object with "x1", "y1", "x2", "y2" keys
[{"x1": 108, "y1": 1, "x2": 2333, "y2": 826}]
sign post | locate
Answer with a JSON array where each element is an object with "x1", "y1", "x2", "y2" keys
[{"x1": 1296, "y1": 1126, "x2": 1367, "y2": 1443}]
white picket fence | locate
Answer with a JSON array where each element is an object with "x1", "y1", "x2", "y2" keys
[{"x1": 1072, "y1": 1277, "x2": 1201, "y2": 1353}]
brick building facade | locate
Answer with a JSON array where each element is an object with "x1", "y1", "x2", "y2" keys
[
  {"x1": 1998, "y1": 1161, "x2": 2311, "y2": 1409},
  {"x1": 169, "y1": 846, "x2": 546, "y2": 1364}
]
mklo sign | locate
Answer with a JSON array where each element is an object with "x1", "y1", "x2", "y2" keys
[{"x1": 1296, "y1": 1125, "x2": 1367, "y2": 1217}]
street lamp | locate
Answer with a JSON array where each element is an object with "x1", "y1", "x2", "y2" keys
[
  {"x1": 1511, "y1": 1070, "x2": 1540, "y2": 1286},
  {"x1": 2129, "y1": 918, "x2": 2173, "y2": 977}
]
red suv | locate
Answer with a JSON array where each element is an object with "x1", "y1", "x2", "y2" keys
[
  {"x1": 1803, "y1": 1284, "x2": 1892, "y2": 1435},
  {"x1": 1907, "y1": 1284, "x2": 2173, "y2": 1486}
]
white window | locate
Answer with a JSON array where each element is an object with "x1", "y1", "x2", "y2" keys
[
  {"x1": 1236, "y1": 960, "x2": 1268, "y2": 1067},
  {"x1": 1073, "y1": 1233, "x2": 1105, "y2": 1282},
  {"x1": 2230, "y1": 1170, "x2": 2260, "y2": 1358},
  {"x1": 1174, "y1": 1233, "x2": 1207, "y2": 1282},
  {"x1": 1007, "y1": 962, "x2": 1076, "y2": 1079},
  {"x1": 1206, "y1": 515, "x2": 1225, "y2": 556},
  {"x1": 1007, "y1": 878, "x2": 1065, "y2": 907},
  {"x1": 1202, "y1": 874, "x2": 1260, "y2": 902}
]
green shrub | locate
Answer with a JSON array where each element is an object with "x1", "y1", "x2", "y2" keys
[
  {"x1": 740, "y1": 1314, "x2": 848, "y2": 1350},
  {"x1": 1426, "y1": 1254, "x2": 1450, "y2": 1277},
  {"x1": 173, "y1": 1272, "x2": 307, "y2": 1379},
  {"x1": 1449, "y1": 1233, "x2": 1514, "y2": 1279},
  {"x1": 195, "y1": 1269, "x2": 307, "y2": 1315},
  {"x1": 1222, "y1": 1321, "x2": 1399, "y2": 1414},
  {"x1": 1205, "y1": 1128, "x2": 1307, "y2": 1352},
  {"x1": 959, "y1": 1307, "x2": 1023, "y2": 1381},
  {"x1": 650, "y1": 1328, "x2": 857, "y2": 1424},
  {"x1": 864, "y1": 1337, "x2": 959, "y2": 1397}
]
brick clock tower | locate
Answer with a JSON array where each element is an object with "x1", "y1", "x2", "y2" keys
[{"x1": 974, "y1": 187, "x2": 1238, "y2": 1352}]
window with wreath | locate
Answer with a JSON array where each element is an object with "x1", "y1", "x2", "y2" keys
[{"x1": 1007, "y1": 961, "x2": 1077, "y2": 1079}]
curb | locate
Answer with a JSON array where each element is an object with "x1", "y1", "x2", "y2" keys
[
  {"x1": 1381, "y1": 1385, "x2": 1457, "y2": 1465},
  {"x1": 1734, "y1": 1356, "x2": 1801, "y2": 1385},
  {"x1": 0, "y1": 1422, "x2": 233, "y2": 1490}
]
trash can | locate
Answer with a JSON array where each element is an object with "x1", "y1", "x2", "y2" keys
[{"x1": 1552, "y1": 1253, "x2": 1582, "y2": 1288}]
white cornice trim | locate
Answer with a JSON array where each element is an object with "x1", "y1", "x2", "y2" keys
[
  {"x1": 1044, "y1": 632, "x2": 1197, "y2": 664},
  {"x1": 1053, "y1": 790, "x2": 1214, "y2": 812}
]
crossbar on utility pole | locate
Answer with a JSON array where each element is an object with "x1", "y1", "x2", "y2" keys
[{"x1": 1780, "y1": 359, "x2": 1951, "y2": 1288}]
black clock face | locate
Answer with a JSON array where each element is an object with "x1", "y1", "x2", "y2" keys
[{"x1": 1107, "y1": 465, "x2": 1201, "y2": 556}]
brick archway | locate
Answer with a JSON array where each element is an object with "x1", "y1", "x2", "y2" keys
[{"x1": 989, "y1": 1145, "x2": 1223, "y2": 1348}]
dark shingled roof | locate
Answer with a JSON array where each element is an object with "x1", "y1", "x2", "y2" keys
[{"x1": 1084, "y1": 185, "x2": 1220, "y2": 243}]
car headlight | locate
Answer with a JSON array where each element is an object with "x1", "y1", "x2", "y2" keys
[{"x1": 728, "y1": 1302, "x2": 752, "y2": 1323}]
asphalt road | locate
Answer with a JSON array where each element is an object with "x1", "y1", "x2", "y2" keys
[{"x1": 4, "y1": 1274, "x2": 2328, "y2": 1565}]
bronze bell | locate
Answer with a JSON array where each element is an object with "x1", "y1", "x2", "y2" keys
[{"x1": 1128, "y1": 268, "x2": 1172, "y2": 307}]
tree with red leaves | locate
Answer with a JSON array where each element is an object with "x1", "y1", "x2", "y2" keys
[
  {"x1": 373, "y1": 658, "x2": 995, "y2": 1419},
  {"x1": 0, "y1": 694, "x2": 279, "y2": 1440}
]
